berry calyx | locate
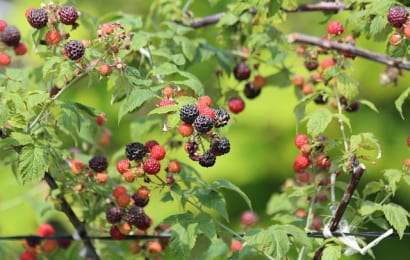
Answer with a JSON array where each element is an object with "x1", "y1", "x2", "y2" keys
[
  {"x1": 178, "y1": 123, "x2": 194, "y2": 137},
  {"x1": 64, "y1": 40, "x2": 85, "y2": 60},
  {"x1": 327, "y1": 21, "x2": 344, "y2": 35},
  {"x1": 233, "y1": 61, "x2": 251, "y2": 81},
  {"x1": 1, "y1": 25, "x2": 21, "y2": 47},
  {"x1": 180, "y1": 104, "x2": 199, "y2": 124},
  {"x1": 387, "y1": 6, "x2": 409, "y2": 28},
  {"x1": 45, "y1": 29, "x2": 61, "y2": 45},
  {"x1": 89, "y1": 155, "x2": 108, "y2": 172},
  {"x1": 143, "y1": 158, "x2": 161, "y2": 174},
  {"x1": 27, "y1": 8, "x2": 48, "y2": 29},
  {"x1": 228, "y1": 97, "x2": 245, "y2": 114},
  {"x1": 58, "y1": 6, "x2": 79, "y2": 25},
  {"x1": 294, "y1": 134, "x2": 309, "y2": 149},
  {"x1": 150, "y1": 145, "x2": 166, "y2": 160}
]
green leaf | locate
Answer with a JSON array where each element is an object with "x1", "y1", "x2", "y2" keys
[
  {"x1": 195, "y1": 212, "x2": 216, "y2": 239},
  {"x1": 382, "y1": 203, "x2": 410, "y2": 238},
  {"x1": 176, "y1": 37, "x2": 196, "y2": 61},
  {"x1": 169, "y1": 223, "x2": 198, "y2": 259},
  {"x1": 276, "y1": 225, "x2": 311, "y2": 250},
  {"x1": 266, "y1": 193, "x2": 293, "y2": 215},
  {"x1": 363, "y1": 181, "x2": 384, "y2": 198},
  {"x1": 175, "y1": 71, "x2": 204, "y2": 96},
  {"x1": 349, "y1": 132, "x2": 381, "y2": 159},
  {"x1": 212, "y1": 179, "x2": 252, "y2": 210},
  {"x1": 322, "y1": 245, "x2": 342, "y2": 260},
  {"x1": 118, "y1": 88, "x2": 154, "y2": 122},
  {"x1": 148, "y1": 105, "x2": 178, "y2": 116},
  {"x1": 194, "y1": 189, "x2": 229, "y2": 221},
  {"x1": 8, "y1": 132, "x2": 34, "y2": 146},
  {"x1": 383, "y1": 169, "x2": 404, "y2": 195},
  {"x1": 359, "y1": 201, "x2": 383, "y2": 216},
  {"x1": 395, "y1": 86, "x2": 410, "y2": 119},
  {"x1": 305, "y1": 108, "x2": 333, "y2": 137},
  {"x1": 218, "y1": 13, "x2": 239, "y2": 26},
  {"x1": 150, "y1": 62, "x2": 179, "y2": 76},
  {"x1": 246, "y1": 226, "x2": 289, "y2": 257},
  {"x1": 171, "y1": 54, "x2": 186, "y2": 66},
  {"x1": 359, "y1": 99, "x2": 379, "y2": 113},
  {"x1": 18, "y1": 145, "x2": 48, "y2": 183},
  {"x1": 26, "y1": 91, "x2": 49, "y2": 109}
]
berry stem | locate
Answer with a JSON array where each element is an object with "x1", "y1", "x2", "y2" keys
[{"x1": 334, "y1": 91, "x2": 349, "y2": 153}]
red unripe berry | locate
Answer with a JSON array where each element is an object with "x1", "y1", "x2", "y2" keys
[
  {"x1": 302, "y1": 83, "x2": 314, "y2": 95},
  {"x1": 38, "y1": 223, "x2": 55, "y2": 237},
  {"x1": 300, "y1": 143, "x2": 311, "y2": 155},
  {"x1": 116, "y1": 159, "x2": 130, "y2": 174},
  {"x1": 178, "y1": 122, "x2": 194, "y2": 137},
  {"x1": 0, "y1": 53, "x2": 11, "y2": 66},
  {"x1": 198, "y1": 106, "x2": 215, "y2": 118},
  {"x1": 316, "y1": 154, "x2": 331, "y2": 169},
  {"x1": 98, "y1": 63, "x2": 112, "y2": 76},
  {"x1": 101, "y1": 23, "x2": 115, "y2": 35},
  {"x1": 162, "y1": 86, "x2": 174, "y2": 97},
  {"x1": 327, "y1": 21, "x2": 344, "y2": 35},
  {"x1": 123, "y1": 170, "x2": 136, "y2": 182},
  {"x1": 157, "y1": 98, "x2": 175, "y2": 107},
  {"x1": 148, "y1": 241, "x2": 163, "y2": 254},
  {"x1": 293, "y1": 154, "x2": 311, "y2": 172},
  {"x1": 230, "y1": 240, "x2": 243, "y2": 251},
  {"x1": 407, "y1": 136, "x2": 410, "y2": 147},
  {"x1": 45, "y1": 29, "x2": 61, "y2": 45},
  {"x1": 150, "y1": 145, "x2": 166, "y2": 160},
  {"x1": 96, "y1": 172, "x2": 109, "y2": 184},
  {"x1": 240, "y1": 210, "x2": 259, "y2": 225},
  {"x1": 0, "y1": 19, "x2": 7, "y2": 31},
  {"x1": 228, "y1": 97, "x2": 245, "y2": 114},
  {"x1": 311, "y1": 216, "x2": 323, "y2": 231},
  {"x1": 112, "y1": 185, "x2": 127, "y2": 198},
  {"x1": 292, "y1": 75, "x2": 304, "y2": 87},
  {"x1": 145, "y1": 140, "x2": 159, "y2": 151},
  {"x1": 253, "y1": 75, "x2": 266, "y2": 89},
  {"x1": 110, "y1": 226, "x2": 125, "y2": 240},
  {"x1": 14, "y1": 42, "x2": 28, "y2": 56},
  {"x1": 198, "y1": 95, "x2": 212, "y2": 106},
  {"x1": 118, "y1": 222, "x2": 132, "y2": 235},
  {"x1": 315, "y1": 193, "x2": 328, "y2": 203},
  {"x1": 294, "y1": 134, "x2": 309, "y2": 149},
  {"x1": 389, "y1": 33, "x2": 401, "y2": 46},
  {"x1": 116, "y1": 193, "x2": 131, "y2": 207},
  {"x1": 295, "y1": 209, "x2": 307, "y2": 218},
  {"x1": 168, "y1": 160, "x2": 181, "y2": 173},
  {"x1": 42, "y1": 239, "x2": 58, "y2": 253},
  {"x1": 296, "y1": 172, "x2": 312, "y2": 183},
  {"x1": 95, "y1": 114, "x2": 105, "y2": 126},
  {"x1": 68, "y1": 158, "x2": 85, "y2": 175},
  {"x1": 143, "y1": 158, "x2": 161, "y2": 174},
  {"x1": 166, "y1": 175, "x2": 175, "y2": 185},
  {"x1": 136, "y1": 186, "x2": 150, "y2": 200},
  {"x1": 20, "y1": 250, "x2": 36, "y2": 260},
  {"x1": 321, "y1": 57, "x2": 335, "y2": 70}
]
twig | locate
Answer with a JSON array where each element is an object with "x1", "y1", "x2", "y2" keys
[
  {"x1": 43, "y1": 172, "x2": 99, "y2": 260},
  {"x1": 287, "y1": 33, "x2": 410, "y2": 70}
]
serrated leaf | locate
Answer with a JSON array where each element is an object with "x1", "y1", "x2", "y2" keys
[
  {"x1": 169, "y1": 223, "x2": 198, "y2": 259},
  {"x1": 26, "y1": 91, "x2": 49, "y2": 109},
  {"x1": 246, "y1": 226, "x2": 289, "y2": 257},
  {"x1": 349, "y1": 133, "x2": 381, "y2": 159},
  {"x1": 18, "y1": 145, "x2": 48, "y2": 183},
  {"x1": 322, "y1": 245, "x2": 342, "y2": 260},
  {"x1": 175, "y1": 71, "x2": 204, "y2": 96},
  {"x1": 276, "y1": 225, "x2": 311, "y2": 250},
  {"x1": 118, "y1": 88, "x2": 154, "y2": 122},
  {"x1": 212, "y1": 179, "x2": 252, "y2": 210},
  {"x1": 8, "y1": 132, "x2": 34, "y2": 146},
  {"x1": 383, "y1": 169, "x2": 404, "y2": 195},
  {"x1": 148, "y1": 104, "x2": 178, "y2": 116},
  {"x1": 359, "y1": 99, "x2": 379, "y2": 113},
  {"x1": 363, "y1": 181, "x2": 384, "y2": 198},
  {"x1": 382, "y1": 203, "x2": 410, "y2": 238},
  {"x1": 395, "y1": 87, "x2": 410, "y2": 119},
  {"x1": 150, "y1": 62, "x2": 179, "y2": 76},
  {"x1": 194, "y1": 189, "x2": 229, "y2": 221},
  {"x1": 266, "y1": 193, "x2": 292, "y2": 215},
  {"x1": 305, "y1": 108, "x2": 333, "y2": 136},
  {"x1": 359, "y1": 201, "x2": 383, "y2": 216},
  {"x1": 195, "y1": 213, "x2": 216, "y2": 239}
]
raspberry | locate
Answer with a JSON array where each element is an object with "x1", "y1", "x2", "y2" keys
[
  {"x1": 68, "y1": 158, "x2": 84, "y2": 175},
  {"x1": 27, "y1": 8, "x2": 48, "y2": 29},
  {"x1": 116, "y1": 159, "x2": 130, "y2": 174},
  {"x1": 118, "y1": 222, "x2": 132, "y2": 235},
  {"x1": 199, "y1": 151, "x2": 216, "y2": 167},
  {"x1": 212, "y1": 109, "x2": 230, "y2": 128},
  {"x1": 198, "y1": 95, "x2": 212, "y2": 106},
  {"x1": 180, "y1": 104, "x2": 199, "y2": 124},
  {"x1": 98, "y1": 63, "x2": 112, "y2": 76},
  {"x1": 253, "y1": 75, "x2": 266, "y2": 89},
  {"x1": 64, "y1": 40, "x2": 85, "y2": 60},
  {"x1": 0, "y1": 19, "x2": 7, "y2": 32},
  {"x1": 148, "y1": 241, "x2": 163, "y2": 254},
  {"x1": 228, "y1": 97, "x2": 245, "y2": 114},
  {"x1": 233, "y1": 61, "x2": 251, "y2": 81},
  {"x1": 150, "y1": 145, "x2": 166, "y2": 160},
  {"x1": 20, "y1": 250, "x2": 36, "y2": 260},
  {"x1": 38, "y1": 223, "x2": 55, "y2": 237},
  {"x1": 58, "y1": 6, "x2": 79, "y2": 25},
  {"x1": 125, "y1": 142, "x2": 147, "y2": 161},
  {"x1": 110, "y1": 225, "x2": 125, "y2": 240},
  {"x1": 293, "y1": 75, "x2": 304, "y2": 87},
  {"x1": 321, "y1": 57, "x2": 335, "y2": 70},
  {"x1": 145, "y1": 140, "x2": 159, "y2": 151},
  {"x1": 57, "y1": 238, "x2": 71, "y2": 249},
  {"x1": 42, "y1": 239, "x2": 58, "y2": 253},
  {"x1": 193, "y1": 115, "x2": 214, "y2": 133},
  {"x1": 304, "y1": 58, "x2": 319, "y2": 71},
  {"x1": 166, "y1": 176, "x2": 175, "y2": 185},
  {"x1": 132, "y1": 187, "x2": 150, "y2": 207},
  {"x1": 294, "y1": 134, "x2": 309, "y2": 149},
  {"x1": 168, "y1": 160, "x2": 181, "y2": 173},
  {"x1": 1, "y1": 25, "x2": 21, "y2": 47},
  {"x1": 116, "y1": 193, "x2": 131, "y2": 207},
  {"x1": 157, "y1": 98, "x2": 175, "y2": 107},
  {"x1": 345, "y1": 101, "x2": 359, "y2": 112},
  {"x1": 14, "y1": 42, "x2": 28, "y2": 56},
  {"x1": 45, "y1": 29, "x2": 61, "y2": 45},
  {"x1": 96, "y1": 172, "x2": 109, "y2": 184},
  {"x1": 295, "y1": 209, "x2": 307, "y2": 218},
  {"x1": 0, "y1": 53, "x2": 11, "y2": 66},
  {"x1": 123, "y1": 170, "x2": 136, "y2": 182},
  {"x1": 327, "y1": 21, "x2": 344, "y2": 35},
  {"x1": 212, "y1": 137, "x2": 230, "y2": 155},
  {"x1": 95, "y1": 114, "x2": 105, "y2": 125},
  {"x1": 316, "y1": 154, "x2": 331, "y2": 169},
  {"x1": 112, "y1": 185, "x2": 127, "y2": 198},
  {"x1": 231, "y1": 240, "x2": 243, "y2": 251},
  {"x1": 302, "y1": 83, "x2": 314, "y2": 95},
  {"x1": 184, "y1": 140, "x2": 199, "y2": 154},
  {"x1": 106, "y1": 205, "x2": 124, "y2": 224},
  {"x1": 389, "y1": 33, "x2": 402, "y2": 46},
  {"x1": 143, "y1": 158, "x2": 161, "y2": 174},
  {"x1": 311, "y1": 216, "x2": 323, "y2": 231},
  {"x1": 89, "y1": 155, "x2": 108, "y2": 172},
  {"x1": 125, "y1": 206, "x2": 150, "y2": 229},
  {"x1": 198, "y1": 106, "x2": 215, "y2": 118},
  {"x1": 101, "y1": 23, "x2": 115, "y2": 35},
  {"x1": 387, "y1": 6, "x2": 409, "y2": 28},
  {"x1": 240, "y1": 211, "x2": 259, "y2": 225},
  {"x1": 243, "y1": 82, "x2": 261, "y2": 99},
  {"x1": 293, "y1": 154, "x2": 311, "y2": 172},
  {"x1": 162, "y1": 86, "x2": 174, "y2": 97}
]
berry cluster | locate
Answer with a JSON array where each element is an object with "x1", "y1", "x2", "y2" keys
[
  {"x1": 67, "y1": 156, "x2": 110, "y2": 184},
  {"x1": 19, "y1": 223, "x2": 71, "y2": 259},
  {"x1": 0, "y1": 20, "x2": 27, "y2": 66},
  {"x1": 177, "y1": 96, "x2": 232, "y2": 167},
  {"x1": 387, "y1": 6, "x2": 410, "y2": 46}
]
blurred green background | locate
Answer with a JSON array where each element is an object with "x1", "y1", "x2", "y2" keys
[{"x1": 1, "y1": 0, "x2": 410, "y2": 259}]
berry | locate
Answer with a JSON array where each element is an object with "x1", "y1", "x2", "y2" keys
[
  {"x1": 193, "y1": 115, "x2": 214, "y2": 133},
  {"x1": 148, "y1": 241, "x2": 163, "y2": 254},
  {"x1": 25, "y1": 8, "x2": 35, "y2": 19},
  {"x1": 168, "y1": 160, "x2": 181, "y2": 173},
  {"x1": 116, "y1": 159, "x2": 130, "y2": 174},
  {"x1": 136, "y1": 186, "x2": 150, "y2": 200},
  {"x1": 14, "y1": 42, "x2": 28, "y2": 56},
  {"x1": 116, "y1": 193, "x2": 131, "y2": 207},
  {"x1": 65, "y1": 40, "x2": 85, "y2": 60},
  {"x1": 27, "y1": 8, "x2": 48, "y2": 29},
  {"x1": 98, "y1": 63, "x2": 112, "y2": 76},
  {"x1": 253, "y1": 75, "x2": 266, "y2": 89},
  {"x1": 20, "y1": 250, "x2": 36, "y2": 260},
  {"x1": 42, "y1": 239, "x2": 58, "y2": 253},
  {"x1": 293, "y1": 75, "x2": 305, "y2": 87},
  {"x1": 311, "y1": 216, "x2": 323, "y2": 231},
  {"x1": 302, "y1": 83, "x2": 314, "y2": 95},
  {"x1": 185, "y1": 140, "x2": 199, "y2": 154},
  {"x1": 231, "y1": 240, "x2": 243, "y2": 251},
  {"x1": 198, "y1": 106, "x2": 215, "y2": 118},
  {"x1": 212, "y1": 137, "x2": 231, "y2": 155},
  {"x1": 45, "y1": 29, "x2": 61, "y2": 45},
  {"x1": 213, "y1": 108, "x2": 230, "y2": 128},
  {"x1": 295, "y1": 209, "x2": 307, "y2": 218},
  {"x1": 101, "y1": 23, "x2": 115, "y2": 35},
  {"x1": 157, "y1": 98, "x2": 175, "y2": 107},
  {"x1": 0, "y1": 53, "x2": 11, "y2": 66},
  {"x1": 178, "y1": 123, "x2": 194, "y2": 137},
  {"x1": 404, "y1": 24, "x2": 410, "y2": 39},
  {"x1": 145, "y1": 140, "x2": 159, "y2": 151},
  {"x1": 68, "y1": 158, "x2": 84, "y2": 175},
  {"x1": 233, "y1": 61, "x2": 251, "y2": 81},
  {"x1": 150, "y1": 145, "x2": 166, "y2": 160},
  {"x1": 106, "y1": 205, "x2": 124, "y2": 223},
  {"x1": 1, "y1": 25, "x2": 20, "y2": 47},
  {"x1": 89, "y1": 155, "x2": 108, "y2": 172},
  {"x1": 125, "y1": 206, "x2": 150, "y2": 229},
  {"x1": 198, "y1": 95, "x2": 212, "y2": 106},
  {"x1": 314, "y1": 94, "x2": 328, "y2": 105},
  {"x1": 228, "y1": 97, "x2": 245, "y2": 114},
  {"x1": 345, "y1": 101, "x2": 360, "y2": 112},
  {"x1": 143, "y1": 158, "x2": 161, "y2": 174},
  {"x1": 38, "y1": 223, "x2": 55, "y2": 237},
  {"x1": 321, "y1": 57, "x2": 335, "y2": 70},
  {"x1": 316, "y1": 154, "x2": 331, "y2": 169},
  {"x1": 240, "y1": 211, "x2": 259, "y2": 225},
  {"x1": 96, "y1": 172, "x2": 109, "y2": 184},
  {"x1": 125, "y1": 142, "x2": 147, "y2": 161},
  {"x1": 110, "y1": 225, "x2": 125, "y2": 240},
  {"x1": 0, "y1": 19, "x2": 7, "y2": 31},
  {"x1": 327, "y1": 21, "x2": 344, "y2": 35},
  {"x1": 389, "y1": 33, "x2": 402, "y2": 46},
  {"x1": 407, "y1": 136, "x2": 410, "y2": 147},
  {"x1": 243, "y1": 82, "x2": 261, "y2": 99},
  {"x1": 123, "y1": 170, "x2": 136, "y2": 182},
  {"x1": 387, "y1": 6, "x2": 409, "y2": 28},
  {"x1": 162, "y1": 86, "x2": 174, "y2": 97},
  {"x1": 118, "y1": 222, "x2": 132, "y2": 235},
  {"x1": 112, "y1": 185, "x2": 127, "y2": 198},
  {"x1": 304, "y1": 58, "x2": 319, "y2": 71},
  {"x1": 294, "y1": 134, "x2": 309, "y2": 149},
  {"x1": 293, "y1": 154, "x2": 311, "y2": 172},
  {"x1": 199, "y1": 151, "x2": 216, "y2": 167},
  {"x1": 180, "y1": 104, "x2": 199, "y2": 124},
  {"x1": 58, "y1": 6, "x2": 79, "y2": 25},
  {"x1": 166, "y1": 176, "x2": 176, "y2": 185},
  {"x1": 95, "y1": 114, "x2": 105, "y2": 125},
  {"x1": 132, "y1": 193, "x2": 149, "y2": 207}
]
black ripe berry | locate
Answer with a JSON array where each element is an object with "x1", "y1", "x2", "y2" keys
[
  {"x1": 1, "y1": 25, "x2": 21, "y2": 47},
  {"x1": 65, "y1": 40, "x2": 85, "y2": 60},
  {"x1": 304, "y1": 58, "x2": 319, "y2": 71},
  {"x1": 193, "y1": 115, "x2": 214, "y2": 133},
  {"x1": 132, "y1": 193, "x2": 149, "y2": 207},
  {"x1": 125, "y1": 206, "x2": 152, "y2": 230},
  {"x1": 180, "y1": 104, "x2": 199, "y2": 124},
  {"x1": 125, "y1": 142, "x2": 147, "y2": 161},
  {"x1": 387, "y1": 6, "x2": 409, "y2": 28},
  {"x1": 214, "y1": 108, "x2": 230, "y2": 128},
  {"x1": 106, "y1": 205, "x2": 124, "y2": 224},
  {"x1": 199, "y1": 151, "x2": 216, "y2": 167},
  {"x1": 345, "y1": 101, "x2": 360, "y2": 112},
  {"x1": 27, "y1": 8, "x2": 48, "y2": 29},
  {"x1": 243, "y1": 82, "x2": 261, "y2": 99},
  {"x1": 58, "y1": 6, "x2": 79, "y2": 25},
  {"x1": 89, "y1": 155, "x2": 108, "y2": 172},
  {"x1": 212, "y1": 137, "x2": 231, "y2": 154},
  {"x1": 234, "y1": 61, "x2": 251, "y2": 81},
  {"x1": 314, "y1": 94, "x2": 328, "y2": 105}
]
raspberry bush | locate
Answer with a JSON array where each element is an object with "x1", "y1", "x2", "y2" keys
[{"x1": 1, "y1": 1, "x2": 410, "y2": 259}]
